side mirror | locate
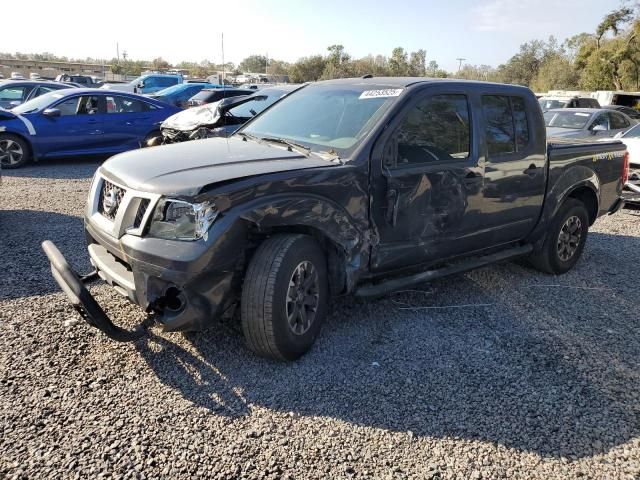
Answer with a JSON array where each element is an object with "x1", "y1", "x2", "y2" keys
[
  {"x1": 614, "y1": 131, "x2": 624, "y2": 139},
  {"x1": 591, "y1": 124, "x2": 607, "y2": 133},
  {"x1": 137, "y1": 82, "x2": 144, "y2": 89},
  {"x1": 42, "y1": 108, "x2": 61, "y2": 118}
]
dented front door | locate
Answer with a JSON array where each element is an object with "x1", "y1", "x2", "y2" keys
[{"x1": 369, "y1": 88, "x2": 486, "y2": 272}]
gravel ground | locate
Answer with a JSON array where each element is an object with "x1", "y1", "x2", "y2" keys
[{"x1": 1, "y1": 160, "x2": 640, "y2": 479}]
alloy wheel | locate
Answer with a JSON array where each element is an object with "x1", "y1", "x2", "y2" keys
[
  {"x1": 0, "y1": 139, "x2": 24, "y2": 166},
  {"x1": 557, "y1": 215, "x2": 582, "y2": 262},
  {"x1": 286, "y1": 261, "x2": 320, "y2": 335}
]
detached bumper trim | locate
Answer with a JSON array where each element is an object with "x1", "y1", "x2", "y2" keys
[{"x1": 41, "y1": 240, "x2": 151, "y2": 342}]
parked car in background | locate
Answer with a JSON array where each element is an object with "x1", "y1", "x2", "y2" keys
[
  {"x1": 55, "y1": 74, "x2": 102, "y2": 87},
  {"x1": 44, "y1": 78, "x2": 626, "y2": 360},
  {"x1": 607, "y1": 104, "x2": 640, "y2": 121},
  {"x1": 187, "y1": 87, "x2": 254, "y2": 107},
  {"x1": 538, "y1": 96, "x2": 600, "y2": 111},
  {"x1": 150, "y1": 85, "x2": 299, "y2": 145},
  {"x1": 0, "y1": 80, "x2": 76, "y2": 109},
  {"x1": 147, "y1": 83, "x2": 218, "y2": 109},
  {"x1": 0, "y1": 88, "x2": 180, "y2": 168},
  {"x1": 101, "y1": 74, "x2": 183, "y2": 94},
  {"x1": 610, "y1": 123, "x2": 640, "y2": 202},
  {"x1": 544, "y1": 108, "x2": 635, "y2": 139}
]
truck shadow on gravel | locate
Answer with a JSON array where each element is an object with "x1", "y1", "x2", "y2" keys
[
  {"x1": 135, "y1": 231, "x2": 640, "y2": 460},
  {"x1": 0, "y1": 210, "x2": 89, "y2": 300}
]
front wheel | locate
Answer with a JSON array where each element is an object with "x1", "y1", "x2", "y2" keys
[
  {"x1": 528, "y1": 198, "x2": 590, "y2": 274},
  {"x1": 241, "y1": 234, "x2": 329, "y2": 360},
  {"x1": 0, "y1": 134, "x2": 31, "y2": 169}
]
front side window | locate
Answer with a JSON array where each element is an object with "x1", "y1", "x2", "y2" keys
[
  {"x1": 591, "y1": 113, "x2": 609, "y2": 130},
  {"x1": 482, "y1": 95, "x2": 515, "y2": 155},
  {"x1": 393, "y1": 94, "x2": 470, "y2": 167},
  {"x1": 622, "y1": 123, "x2": 640, "y2": 138},
  {"x1": 54, "y1": 96, "x2": 99, "y2": 116},
  {"x1": 157, "y1": 77, "x2": 179, "y2": 88}
]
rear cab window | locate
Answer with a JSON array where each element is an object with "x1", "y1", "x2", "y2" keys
[{"x1": 482, "y1": 95, "x2": 530, "y2": 156}]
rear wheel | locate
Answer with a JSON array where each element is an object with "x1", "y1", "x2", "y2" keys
[
  {"x1": 529, "y1": 198, "x2": 589, "y2": 274},
  {"x1": 241, "y1": 234, "x2": 328, "y2": 360},
  {"x1": 0, "y1": 134, "x2": 31, "y2": 169}
]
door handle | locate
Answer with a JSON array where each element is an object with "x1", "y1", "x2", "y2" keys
[
  {"x1": 386, "y1": 188, "x2": 399, "y2": 226},
  {"x1": 524, "y1": 164, "x2": 539, "y2": 176}
]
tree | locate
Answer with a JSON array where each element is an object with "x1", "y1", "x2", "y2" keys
[
  {"x1": 150, "y1": 57, "x2": 171, "y2": 71},
  {"x1": 238, "y1": 55, "x2": 267, "y2": 73},
  {"x1": 409, "y1": 49, "x2": 427, "y2": 76},
  {"x1": 389, "y1": 47, "x2": 409, "y2": 76},
  {"x1": 288, "y1": 55, "x2": 327, "y2": 82}
]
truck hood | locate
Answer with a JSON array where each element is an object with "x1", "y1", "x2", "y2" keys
[{"x1": 100, "y1": 136, "x2": 337, "y2": 196}]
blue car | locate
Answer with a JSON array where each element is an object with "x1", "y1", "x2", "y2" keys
[
  {"x1": 0, "y1": 88, "x2": 180, "y2": 168},
  {"x1": 147, "y1": 83, "x2": 220, "y2": 109}
]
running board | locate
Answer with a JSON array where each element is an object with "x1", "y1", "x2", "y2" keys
[{"x1": 355, "y1": 244, "x2": 533, "y2": 297}]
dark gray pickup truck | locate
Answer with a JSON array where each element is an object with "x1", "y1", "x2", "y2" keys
[{"x1": 43, "y1": 77, "x2": 628, "y2": 360}]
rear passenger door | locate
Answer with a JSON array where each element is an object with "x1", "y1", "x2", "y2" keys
[
  {"x1": 102, "y1": 95, "x2": 156, "y2": 150},
  {"x1": 480, "y1": 94, "x2": 546, "y2": 243}
]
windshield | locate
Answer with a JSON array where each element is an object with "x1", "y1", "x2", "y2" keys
[
  {"x1": 129, "y1": 75, "x2": 145, "y2": 85},
  {"x1": 622, "y1": 123, "x2": 640, "y2": 138},
  {"x1": 227, "y1": 89, "x2": 289, "y2": 118},
  {"x1": 12, "y1": 91, "x2": 63, "y2": 114},
  {"x1": 539, "y1": 98, "x2": 568, "y2": 110},
  {"x1": 240, "y1": 84, "x2": 402, "y2": 155},
  {"x1": 544, "y1": 111, "x2": 591, "y2": 129}
]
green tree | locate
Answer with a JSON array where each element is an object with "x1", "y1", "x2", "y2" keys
[
  {"x1": 389, "y1": 47, "x2": 409, "y2": 76},
  {"x1": 409, "y1": 49, "x2": 427, "y2": 76},
  {"x1": 238, "y1": 55, "x2": 267, "y2": 73},
  {"x1": 288, "y1": 55, "x2": 327, "y2": 82}
]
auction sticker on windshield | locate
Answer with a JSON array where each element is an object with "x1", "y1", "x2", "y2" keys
[{"x1": 359, "y1": 89, "x2": 403, "y2": 99}]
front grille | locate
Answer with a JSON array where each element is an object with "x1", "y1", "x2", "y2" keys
[
  {"x1": 98, "y1": 179, "x2": 126, "y2": 220},
  {"x1": 133, "y1": 199, "x2": 150, "y2": 229}
]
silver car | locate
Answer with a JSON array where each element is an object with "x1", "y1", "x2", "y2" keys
[{"x1": 544, "y1": 108, "x2": 636, "y2": 140}]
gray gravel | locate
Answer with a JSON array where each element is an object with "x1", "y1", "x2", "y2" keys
[{"x1": 2, "y1": 160, "x2": 640, "y2": 479}]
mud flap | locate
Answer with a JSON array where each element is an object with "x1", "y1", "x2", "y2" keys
[{"x1": 41, "y1": 240, "x2": 152, "y2": 342}]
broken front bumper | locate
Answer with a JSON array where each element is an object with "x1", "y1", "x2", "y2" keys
[{"x1": 42, "y1": 240, "x2": 153, "y2": 341}]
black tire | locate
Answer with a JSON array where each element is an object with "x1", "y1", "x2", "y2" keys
[
  {"x1": 528, "y1": 198, "x2": 590, "y2": 274},
  {"x1": 0, "y1": 134, "x2": 31, "y2": 169},
  {"x1": 241, "y1": 234, "x2": 329, "y2": 360}
]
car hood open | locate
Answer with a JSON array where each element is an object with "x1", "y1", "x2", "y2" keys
[{"x1": 100, "y1": 136, "x2": 336, "y2": 196}]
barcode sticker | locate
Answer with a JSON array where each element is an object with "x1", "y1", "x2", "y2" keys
[{"x1": 359, "y1": 89, "x2": 403, "y2": 99}]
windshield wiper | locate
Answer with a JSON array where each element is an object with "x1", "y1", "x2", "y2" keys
[
  {"x1": 259, "y1": 137, "x2": 311, "y2": 157},
  {"x1": 236, "y1": 131, "x2": 261, "y2": 142}
]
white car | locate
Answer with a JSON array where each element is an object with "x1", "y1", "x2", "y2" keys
[{"x1": 613, "y1": 125, "x2": 640, "y2": 199}]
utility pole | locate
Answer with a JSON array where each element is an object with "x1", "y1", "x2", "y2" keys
[
  {"x1": 221, "y1": 33, "x2": 225, "y2": 84},
  {"x1": 122, "y1": 50, "x2": 128, "y2": 78},
  {"x1": 456, "y1": 57, "x2": 466, "y2": 73}
]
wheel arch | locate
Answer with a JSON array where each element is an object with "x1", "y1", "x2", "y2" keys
[{"x1": 229, "y1": 193, "x2": 371, "y2": 295}]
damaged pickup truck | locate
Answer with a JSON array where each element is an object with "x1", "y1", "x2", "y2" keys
[{"x1": 43, "y1": 77, "x2": 628, "y2": 360}]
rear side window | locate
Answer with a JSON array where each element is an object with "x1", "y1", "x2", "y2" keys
[
  {"x1": 482, "y1": 95, "x2": 530, "y2": 156},
  {"x1": 609, "y1": 112, "x2": 630, "y2": 129},
  {"x1": 393, "y1": 94, "x2": 470, "y2": 166},
  {"x1": 106, "y1": 95, "x2": 149, "y2": 113}
]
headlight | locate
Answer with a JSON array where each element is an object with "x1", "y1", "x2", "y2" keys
[{"x1": 148, "y1": 199, "x2": 218, "y2": 241}]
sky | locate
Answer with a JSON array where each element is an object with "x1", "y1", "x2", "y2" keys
[{"x1": 2, "y1": 0, "x2": 623, "y2": 71}]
